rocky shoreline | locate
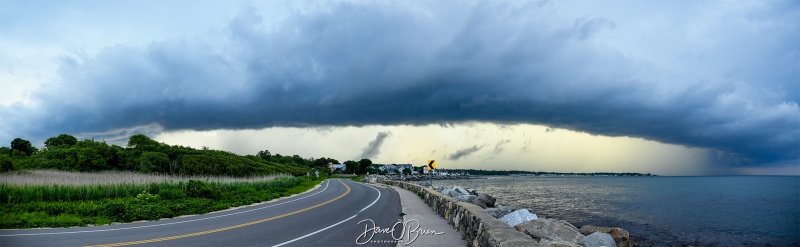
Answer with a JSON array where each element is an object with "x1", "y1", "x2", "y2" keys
[
  {"x1": 360, "y1": 172, "x2": 634, "y2": 247},
  {"x1": 433, "y1": 184, "x2": 633, "y2": 247},
  {"x1": 434, "y1": 186, "x2": 634, "y2": 247},
  {"x1": 366, "y1": 174, "x2": 637, "y2": 246}
]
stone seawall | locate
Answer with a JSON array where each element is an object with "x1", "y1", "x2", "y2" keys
[{"x1": 382, "y1": 179, "x2": 537, "y2": 247}]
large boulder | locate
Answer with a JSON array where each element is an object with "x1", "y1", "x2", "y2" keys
[
  {"x1": 441, "y1": 186, "x2": 470, "y2": 198},
  {"x1": 499, "y1": 209, "x2": 538, "y2": 227},
  {"x1": 440, "y1": 188, "x2": 456, "y2": 197},
  {"x1": 477, "y1": 194, "x2": 496, "y2": 207},
  {"x1": 485, "y1": 204, "x2": 516, "y2": 218},
  {"x1": 583, "y1": 232, "x2": 616, "y2": 247},
  {"x1": 455, "y1": 194, "x2": 490, "y2": 209},
  {"x1": 453, "y1": 187, "x2": 470, "y2": 197},
  {"x1": 514, "y1": 218, "x2": 584, "y2": 246},
  {"x1": 456, "y1": 194, "x2": 477, "y2": 202},
  {"x1": 468, "y1": 196, "x2": 488, "y2": 208},
  {"x1": 579, "y1": 225, "x2": 631, "y2": 247},
  {"x1": 538, "y1": 239, "x2": 582, "y2": 247}
]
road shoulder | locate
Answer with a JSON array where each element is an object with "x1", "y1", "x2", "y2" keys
[{"x1": 387, "y1": 184, "x2": 466, "y2": 247}]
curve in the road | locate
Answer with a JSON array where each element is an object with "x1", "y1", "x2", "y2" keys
[
  {"x1": 272, "y1": 181, "x2": 382, "y2": 247},
  {"x1": 86, "y1": 179, "x2": 352, "y2": 247},
  {"x1": 0, "y1": 180, "x2": 333, "y2": 238},
  {"x1": 0, "y1": 178, "x2": 401, "y2": 247}
]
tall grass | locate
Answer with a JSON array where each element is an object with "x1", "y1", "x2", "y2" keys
[
  {"x1": 1, "y1": 175, "x2": 323, "y2": 229},
  {"x1": 0, "y1": 177, "x2": 302, "y2": 204},
  {"x1": 0, "y1": 170, "x2": 291, "y2": 186}
]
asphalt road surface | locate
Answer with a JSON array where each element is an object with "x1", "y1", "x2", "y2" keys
[{"x1": 0, "y1": 179, "x2": 403, "y2": 247}]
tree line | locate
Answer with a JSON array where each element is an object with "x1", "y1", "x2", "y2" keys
[{"x1": 0, "y1": 134, "x2": 333, "y2": 177}]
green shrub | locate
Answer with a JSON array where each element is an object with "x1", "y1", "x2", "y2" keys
[
  {"x1": 74, "y1": 201, "x2": 101, "y2": 216},
  {"x1": 0, "y1": 155, "x2": 13, "y2": 172},
  {"x1": 133, "y1": 204, "x2": 172, "y2": 221},
  {"x1": 158, "y1": 188, "x2": 186, "y2": 200},
  {"x1": 185, "y1": 180, "x2": 220, "y2": 199},
  {"x1": 0, "y1": 176, "x2": 323, "y2": 228},
  {"x1": 135, "y1": 191, "x2": 160, "y2": 202},
  {"x1": 102, "y1": 200, "x2": 130, "y2": 221}
]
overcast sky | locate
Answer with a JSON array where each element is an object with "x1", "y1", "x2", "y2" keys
[{"x1": 1, "y1": 0, "x2": 798, "y2": 175}]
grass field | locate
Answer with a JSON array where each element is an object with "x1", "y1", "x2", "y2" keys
[
  {"x1": 0, "y1": 170, "x2": 323, "y2": 229},
  {"x1": 0, "y1": 170, "x2": 291, "y2": 185}
]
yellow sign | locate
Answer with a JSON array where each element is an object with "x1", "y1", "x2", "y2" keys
[{"x1": 427, "y1": 160, "x2": 436, "y2": 170}]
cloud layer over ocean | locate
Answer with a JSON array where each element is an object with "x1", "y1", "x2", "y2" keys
[{"x1": 1, "y1": 1, "x2": 798, "y2": 168}]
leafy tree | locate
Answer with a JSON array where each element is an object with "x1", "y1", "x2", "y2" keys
[
  {"x1": 291, "y1": 155, "x2": 305, "y2": 166},
  {"x1": 44, "y1": 134, "x2": 78, "y2": 149},
  {"x1": 137, "y1": 152, "x2": 169, "y2": 173},
  {"x1": 313, "y1": 157, "x2": 341, "y2": 168},
  {"x1": 105, "y1": 144, "x2": 130, "y2": 170},
  {"x1": 3, "y1": 133, "x2": 312, "y2": 177},
  {"x1": 357, "y1": 159, "x2": 372, "y2": 174},
  {"x1": 0, "y1": 155, "x2": 13, "y2": 172},
  {"x1": 343, "y1": 160, "x2": 358, "y2": 173},
  {"x1": 72, "y1": 140, "x2": 109, "y2": 171},
  {"x1": 325, "y1": 158, "x2": 339, "y2": 164},
  {"x1": 10, "y1": 138, "x2": 37, "y2": 156},
  {"x1": 127, "y1": 134, "x2": 160, "y2": 152},
  {"x1": 257, "y1": 150, "x2": 271, "y2": 161},
  {"x1": 342, "y1": 164, "x2": 354, "y2": 174}
]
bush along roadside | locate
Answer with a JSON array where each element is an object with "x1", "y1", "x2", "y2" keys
[{"x1": 0, "y1": 177, "x2": 323, "y2": 229}]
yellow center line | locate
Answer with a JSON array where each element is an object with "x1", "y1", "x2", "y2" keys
[{"x1": 85, "y1": 179, "x2": 351, "y2": 247}]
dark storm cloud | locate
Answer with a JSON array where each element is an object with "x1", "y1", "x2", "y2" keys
[
  {"x1": 359, "y1": 132, "x2": 390, "y2": 159},
  {"x1": 1, "y1": 1, "x2": 798, "y2": 167},
  {"x1": 448, "y1": 145, "x2": 485, "y2": 161}
]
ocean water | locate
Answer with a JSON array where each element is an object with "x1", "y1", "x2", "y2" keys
[{"x1": 434, "y1": 176, "x2": 800, "y2": 246}]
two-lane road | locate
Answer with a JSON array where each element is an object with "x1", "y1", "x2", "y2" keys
[{"x1": 0, "y1": 179, "x2": 402, "y2": 247}]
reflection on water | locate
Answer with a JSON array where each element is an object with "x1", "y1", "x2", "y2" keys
[{"x1": 434, "y1": 176, "x2": 800, "y2": 247}]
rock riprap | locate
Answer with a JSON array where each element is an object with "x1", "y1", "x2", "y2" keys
[
  {"x1": 514, "y1": 218, "x2": 585, "y2": 245},
  {"x1": 498, "y1": 208, "x2": 539, "y2": 227},
  {"x1": 583, "y1": 232, "x2": 616, "y2": 247},
  {"x1": 432, "y1": 185, "x2": 634, "y2": 247},
  {"x1": 477, "y1": 193, "x2": 496, "y2": 207},
  {"x1": 538, "y1": 239, "x2": 582, "y2": 247},
  {"x1": 579, "y1": 225, "x2": 631, "y2": 247}
]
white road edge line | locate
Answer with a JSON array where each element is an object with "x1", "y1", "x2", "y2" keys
[
  {"x1": 0, "y1": 180, "x2": 332, "y2": 237},
  {"x1": 359, "y1": 183, "x2": 383, "y2": 213},
  {"x1": 272, "y1": 214, "x2": 358, "y2": 247},
  {"x1": 272, "y1": 179, "x2": 382, "y2": 247}
]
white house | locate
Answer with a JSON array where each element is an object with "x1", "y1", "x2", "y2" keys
[
  {"x1": 380, "y1": 164, "x2": 397, "y2": 174},
  {"x1": 381, "y1": 164, "x2": 413, "y2": 174},
  {"x1": 329, "y1": 163, "x2": 346, "y2": 172}
]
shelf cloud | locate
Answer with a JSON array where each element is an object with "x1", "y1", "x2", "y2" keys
[{"x1": 0, "y1": 1, "x2": 797, "y2": 169}]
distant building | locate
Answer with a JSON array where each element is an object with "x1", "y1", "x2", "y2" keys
[
  {"x1": 380, "y1": 164, "x2": 397, "y2": 174},
  {"x1": 329, "y1": 163, "x2": 346, "y2": 173},
  {"x1": 381, "y1": 164, "x2": 413, "y2": 174},
  {"x1": 396, "y1": 164, "x2": 413, "y2": 171}
]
